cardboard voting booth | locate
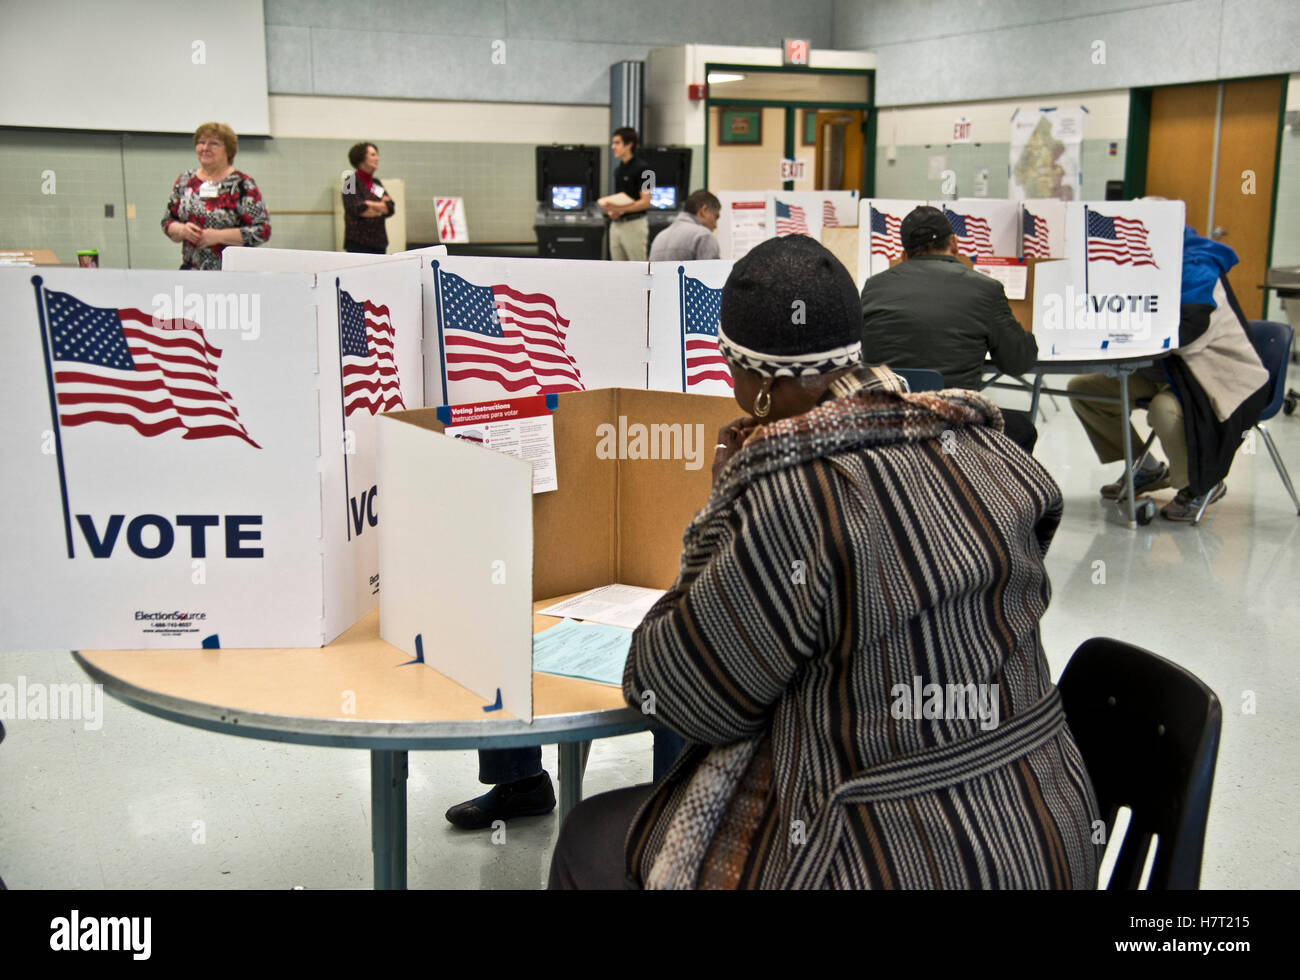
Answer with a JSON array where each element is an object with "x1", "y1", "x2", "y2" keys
[
  {"x1": 1019, "y1": 200, "x2": 1067, "y2": 259},
  {"x1": 647, "y1": 260, "x2": 735, "y2": 396},
  {"x1": 424, "y1": 256, "x2": 650, "y2": 407},
  {"x1": 940, "y1": 200, "x2": 1019, "y2": 260},
  {"x1": 376, "y1": 388, "x2": 738, "y2": 722},
  {"x1": 222, "y1": 244, "x2": 446, "y2": 273},
  {"x1": 1036, "y1": 200, "x2": 1185, "y2": 352},
  {"x1": 0, "y1": 259, "x2": 422, "y2": 650},
  {"x1": 857, "y1": 199, "x2": 925, "y2": 290}
]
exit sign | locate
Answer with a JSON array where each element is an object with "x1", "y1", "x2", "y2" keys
[
  {"x1": 780, "y1": 158, "x2": 806, "y2": 181},
  {"x1": 783, "y1": 39, "x2": 810, "y2": 66},
  {"x1": 953, "y1": 118, "x2": 972, "y2": 142}
]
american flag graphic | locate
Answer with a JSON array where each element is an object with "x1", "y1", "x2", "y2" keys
[
  {"x1": 775, "y1": 200, "x2": 809, "y2": 236},
  {"x1": 870, "y1": 206, "x2": 903, "y2": 260},
  {"x1": 438, "y1": 269, "x2": 583, "y2": 394},
  {"x1": 436, "y1": 198, "x2": 458, "y2": 242},
  {"x1": 1087, "y1": 211, "x2": 1158, "y2": 267},
  {"x1": 822, "y1": 199, "x2": 840, "y2": 227},
  {"x1": 339, "y1": 288, "x2": 404, "y2": 417},
  {"x1": 1022, "y1": 209, "x2": 1051, "y2": 258},
  {"x1": 41, "y1": 286, "x2": 259, "y2": 447},
  {"x1": 681, "y1": 273, "x2": 732, "y2": 390},
  {"x1": 943, "y1": 206, "x2": 993, "y2": 256}
]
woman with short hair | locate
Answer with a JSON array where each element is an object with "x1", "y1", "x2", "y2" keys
[
  {"x1": 162, "y1": 122, "x2": 270, "y2": 270},
  {"x1": 549, "y1": 235, "x2": 1101, "y2": 890},
  {"x1": 342, "y1": 142, "x2": 395, "y2": 254}
]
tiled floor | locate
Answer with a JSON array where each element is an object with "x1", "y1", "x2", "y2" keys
[{"x1": 2, "y1": 387, "x2": 1297, "y2": 889}]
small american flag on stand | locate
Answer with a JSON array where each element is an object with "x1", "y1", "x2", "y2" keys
[
  {"x1": 438, "y1": 269, "x2": 583, "y2": 394},
  {"x1": 41, "y1": 286, "x2": 259, "y2": 447},
  {"x1": 822, "y1": 199, "x2": 839, "y2": 227},
  {"x1": 943, "y1": 206, "x2": 993, "y2": 256},
  {"x1": 681, "y1": 273, "x2": 732, "y2": 390},
  {"x1": 1087, "y1": 211, "x2": 1157, "y2": 267},
  {"x1": 1022, "y1": 209, "x2": 1051, "y2": 258},
  {"x1": 870, "y1": 206, "x2": 903, "y2": 260},
  {"x1": 775, "y1": 200, "x2": 809, "y2": 236},
  {"x1": 339, "y1": 288, "x2": 404, "y2": 417}
]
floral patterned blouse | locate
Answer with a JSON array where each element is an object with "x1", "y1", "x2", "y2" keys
[{"x1": 162, "y1": 169, "x2": 271, "y2": 270}]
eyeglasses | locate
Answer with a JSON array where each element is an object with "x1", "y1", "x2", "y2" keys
[{"x1": 195, "y1": 141, "x2": 224, "y2": 149}]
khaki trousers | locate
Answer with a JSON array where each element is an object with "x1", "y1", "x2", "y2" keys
[
  {"x1": 1067, "y1": 373, "x2": 1187, "y2": 488},
  {"x1": 609, "y1": 216, "x2": 648, "y2": 261}
]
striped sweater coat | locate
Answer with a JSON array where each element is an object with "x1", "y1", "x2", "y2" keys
[{"x1": 621, "y1": 378, "x2": 1101, "y2": 889}]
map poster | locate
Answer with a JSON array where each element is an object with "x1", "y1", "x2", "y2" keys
[{"x1": 1010, "y1": 108, "x2": 1083, "y2": 202}]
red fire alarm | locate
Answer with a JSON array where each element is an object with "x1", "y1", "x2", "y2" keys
[{"x1": 688, "y1": 83, "x2": 707, "y2": 101}]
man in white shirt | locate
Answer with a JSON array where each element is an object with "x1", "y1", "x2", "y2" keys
[{"x1": 648, "y1": 190, "x2": 722, "y2": 262}]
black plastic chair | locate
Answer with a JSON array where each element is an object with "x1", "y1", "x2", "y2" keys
[
  {"x1": 892, "y1": 367, "x2": 945, "y2": 393},
  {"x1": 1057, "y1": 637, "x2": 1222, "y2": 889}
]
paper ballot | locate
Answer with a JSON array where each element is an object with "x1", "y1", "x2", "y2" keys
[
  {"x1": 533, "y1": 618, "x2": 634, "y2": 686},
  {"x1": 538, "y1": 584, "x2": 666, "y2": 631}
]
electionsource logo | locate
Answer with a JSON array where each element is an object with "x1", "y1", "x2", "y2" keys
[{"x1": 134, "y1": 610, "x2": 207, "y2": 621}]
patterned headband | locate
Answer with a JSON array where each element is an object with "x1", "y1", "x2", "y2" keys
[{"x1": 716, "y1": 324, "x2": 862, "y2": 379}]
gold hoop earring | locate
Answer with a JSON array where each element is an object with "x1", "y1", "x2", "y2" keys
[{"x1": 753, "y1": 384, "x2": 772, "y2": 418}]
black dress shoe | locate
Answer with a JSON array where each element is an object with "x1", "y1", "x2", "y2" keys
[{"x1": 445, "y1": 772, "x2": 556, "y2": 830}]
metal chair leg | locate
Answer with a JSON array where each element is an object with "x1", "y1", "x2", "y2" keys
[{"x1": 1258, "y1": 424, "x2": 1300, "y2": 516}]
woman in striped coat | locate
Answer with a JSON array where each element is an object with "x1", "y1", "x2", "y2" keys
[{"x1": 548, "y1": 235, "x2": 1100, "y2": 889}]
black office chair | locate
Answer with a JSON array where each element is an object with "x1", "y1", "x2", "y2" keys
[
  {"x1": 892, "y1": 368, "x2": 945, "y2": 393},
  {"x1": 1058, "y1": 637, "x2": 1222, "y2": 890}
]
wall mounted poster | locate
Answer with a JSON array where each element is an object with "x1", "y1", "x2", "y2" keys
[{"x1": 1010, "y1": 107, "x2": 1083, "y2": 201}]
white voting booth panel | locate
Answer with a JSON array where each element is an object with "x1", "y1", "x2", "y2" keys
[
  {"x1": 0, "y1": 260, "x2": 423, "y2": 650},
  {"x1": 766, "y1": 193, "x2": 824, "y2": 244},
  {"x1": 376, "y1": 388, "x2": 739, "y2": 723},
  {"x1": 939, "y1": 200, "x2": 1019, "y2": 260},
  {"x1": 647, "y1": 260, "x2": 735, "y2": 396},
  {"x1": 324, "y1": 260, "x2": 425, "y2": 640},
  {"x1": 857, "y1": 199, "x2": 925, "y2": 290},
  {"x1": 222, "y1": 244, "x2": 446, "y2": 273},
  {"x1": 1019, "y1": 200, "x2": 1068, "y2": 259},
  {"x1": 1033, "y1": 200, "x2": 1185, "y2": 352},
  {"x1": 424, "y1": 256, "x2": 649, "y2": 407},
  {"x1": 377, "y1": 409, "x2": 534, "y2": 720}
]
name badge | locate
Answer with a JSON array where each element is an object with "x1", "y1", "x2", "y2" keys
[
  {"x1": 198, "y1": 181, "x2": 219, "y2": 199},
  {"x1": 371, "y1": 183, "x2": 385, "y2": 198}
]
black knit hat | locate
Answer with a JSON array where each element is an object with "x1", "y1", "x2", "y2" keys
[
  {"x1": 900, "y1": 205, "x2": 954, "y2": 253},
  {"x1": 718, "y1": 234, "x2": 862, "y2": 377}
]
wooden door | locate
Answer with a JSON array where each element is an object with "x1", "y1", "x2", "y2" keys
[
  {"x1": 1214, "y1": 79, "x2": 1282, "y2": 320},
  {"x1": 1146, "y1": 78, "x2": 1283, "y2": 319},
  {"x1": 814, "y1": 110, "x2": 865, "y2": 193}
]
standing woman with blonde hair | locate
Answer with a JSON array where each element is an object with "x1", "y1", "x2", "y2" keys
[{"x1": 162, "y1": 122, "x2": 271, "y2": 270}]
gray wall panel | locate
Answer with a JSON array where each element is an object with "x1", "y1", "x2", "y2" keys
[
  {"x1": 266, "y1": 25, "x2": 313, "y2": 94},
  {"x1": 266, "y1": 0, "x2": 507, "y2": 34},
  {"x1": 266, "y1": 0, "x2": 837, "y2": 100},
  {"x1": 1219, "y1": 0, "x2": 1300, "y2": 79},
  {"x1": 834, "y1": 0, "x2": 1298, "y2": 106},
  {"x1": 308, "y1": 30, "x2": 650, "y2": 104}
]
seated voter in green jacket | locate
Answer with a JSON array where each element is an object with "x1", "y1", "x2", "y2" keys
[{"x1": 860, "y1": 206, "x2": 1039, "y2": 452}]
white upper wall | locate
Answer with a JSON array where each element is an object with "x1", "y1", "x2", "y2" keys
[{"x1": 832, "y1": 0, "x2": 1300, "y2": 106}]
